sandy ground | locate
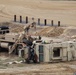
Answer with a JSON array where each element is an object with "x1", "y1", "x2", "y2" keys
[
  {"x1": 0, "y1": 0, "x2": 76, "y2": 75},
  {"x1": 0, "y1": 54, "x2": 76, "y2": 75},
  {"x1": 0, "y1": 0, "x2": 76, "y2": 26}
]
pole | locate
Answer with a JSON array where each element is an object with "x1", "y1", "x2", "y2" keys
[
  {"x1": 51, "y1": 20, "x2": 53, "y2": 26},
  {"x1": 26, "y1": 16, "x2": 28, "y2": 23},
  {"x1": 14, "y1": 15, "x2": 16, "y2": 22},
  {"x1": 38, "y1": 18, "x2": 40, "y2": 25},
  {"x1": 20, "y1": 16, "x2": 22, "y2": 23},
  {"x1": 58, "y1": 21, "x2": 60, "y2": 26},
  {"x1": 44, "y1": 19, "x2": 47, "y2": 26}
]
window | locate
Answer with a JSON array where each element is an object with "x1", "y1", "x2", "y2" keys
[
  {"x1": 53, "y1": 47, "x2": 60, "y2": 57},
  {"x1": 39, "y1": 45, "x2": 44, "y2": 62}
]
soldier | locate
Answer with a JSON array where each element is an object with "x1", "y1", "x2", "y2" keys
[{"x1": 24, "y1": 25, "x2": 30, "y2": 35}]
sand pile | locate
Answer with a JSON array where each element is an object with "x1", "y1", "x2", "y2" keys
[
  {"x1": 62, "y1": 29, "x2": 76, "y2": 36},
  {"x1": 11, "y1": 25, "x2": 24, "y2": 33},
  {"x1": 60, "y1": 27, "x2": 76, "y2": 39},
  {"x1": 35, "y1": 27, "x2": 64, "y2": 37}
]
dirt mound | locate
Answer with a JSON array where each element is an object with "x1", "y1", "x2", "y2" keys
[
  {"x1": 60, "y1": 27, "x2": 76, "y2": 39},
  {"x1": 62, "y1": 29, "x2": 76, "y2": 36},
  {"x1": 35, "y1": 27, "x2": 64, "y2": 37}
]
